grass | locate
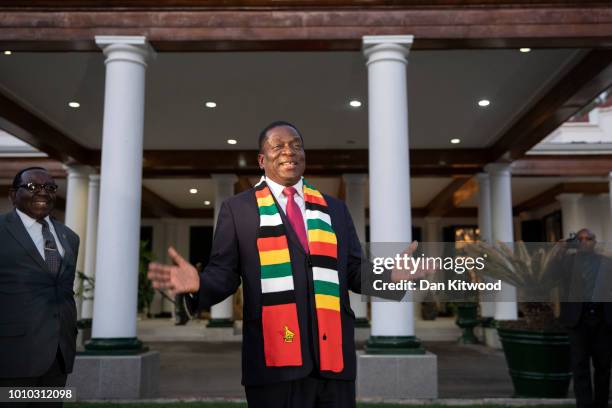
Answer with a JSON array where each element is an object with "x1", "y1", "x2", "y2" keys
[{"x1": 68, "y1": 404, "x2": 576, "y2": 408}]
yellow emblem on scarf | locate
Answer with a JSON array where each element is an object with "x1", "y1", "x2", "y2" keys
[{"x1": 283, "y1": 326, "x2": 295, "y2": 343}]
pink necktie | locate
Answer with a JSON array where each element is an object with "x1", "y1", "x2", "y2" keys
[{"x1": 283, "y1": 187, "x2": 309, "y2": 252}]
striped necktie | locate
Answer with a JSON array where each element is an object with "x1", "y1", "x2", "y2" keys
[{"x1": 37, "y1": 219, "x2": 61, "y2": 274}]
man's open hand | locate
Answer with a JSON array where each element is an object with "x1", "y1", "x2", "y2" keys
[
  {"x1": 147, "y1": 246, "x2": 200, "y2": 297},
  {"x1": 390, "y1": 241, "x2": 437, "y2": 282}
]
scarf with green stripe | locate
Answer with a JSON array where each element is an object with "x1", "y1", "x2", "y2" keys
[{"x1": 255, "y1": 177, "x2": 343, "y2": 373}]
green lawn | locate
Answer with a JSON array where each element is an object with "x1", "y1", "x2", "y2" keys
[{"x1": 68, "y1": 404, "x2": 576, "y2": 408}]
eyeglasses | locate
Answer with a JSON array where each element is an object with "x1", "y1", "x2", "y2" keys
[{"x1": 17, "y1": 183, "x2": 58, "y2": 193}]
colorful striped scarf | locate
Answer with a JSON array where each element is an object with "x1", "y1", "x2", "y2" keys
[{"x1": 255, "y1": 177, "x2": 343, "y2": 373}]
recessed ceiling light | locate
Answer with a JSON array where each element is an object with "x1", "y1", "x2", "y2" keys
[
  {"x1": 205, "y1": 101, "x2": 217, "y2": 108},
  {"x1": 204, "y1": 200, "x2": 211, "y2": 206},
  {"x1": 227, "y1": 139, "x2": 237, "y2": 145},
  {"x1": 349, "y1": 100, "x2": 362, "y2": 108},
  {"x1": 519, "y1": 48, "x2": 531, "y2": 53},
  {"x1": 3, "y1": 50, "x2": 12, "y2": 55},
  {"x1": 68, "y1": 101, "x2": 80, "y2": 108},
  {"x1": 478, "y1": 99, "x2": 490, "y2": 107},
  {"x1": 450, "y1": 138, "x2": 461, "y2": 144},
  {"x1": 189, "y1": 188, "x2": 198, "y2": 194}
]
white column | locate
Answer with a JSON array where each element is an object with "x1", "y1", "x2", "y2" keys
[
  {"x1": 91, "y1": 36, "x2": 154, "y2": 344},
  {"x1": 476, "y1": 173, "x2": 492, "y2": 243},
  {"x1": 64, "y1": 164, "x2": 90, "y2": 318},
  {"x1": 364, "y1": 35, "x2": 420, "y2": 349},
  {"x1": 343, "y1": 174, "x2": 369, "y2": 324},
  {"x1": 208, "y1": 173, "x2": 237, "y2": 326},
  {"x1": 485, "y1": 163, "x2": 517, "y2": 320},
  {"x1": 475, "y1": 173, "x2": 495, "y2": 318},
  {"x1": 81, "y1": 174, "x2": 100, "y2": 320},
  {"x1": 557, "y1": 193, "x2": 584, "y2": 238}
]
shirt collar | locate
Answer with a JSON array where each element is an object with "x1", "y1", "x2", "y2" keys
[
  {"x1": 265, "y1": 176, "x2": 304, "y2": 200},
  {"x1": 15, "y1": 208, "x2": 51, "y2": 228}
]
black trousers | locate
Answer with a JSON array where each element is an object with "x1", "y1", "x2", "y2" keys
[
  {"x1": 0, "y1": 348, "x2": 67, "y2": 408},
  {"x1": 569, "y1": 310, "x2": 612, "y2": 408},
  {"x1": 245, "y1": 375, "x2": 356, "y2": 408}
]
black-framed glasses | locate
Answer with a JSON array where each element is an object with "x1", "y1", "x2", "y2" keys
[{"x1": 17, "y1": 182, "x2": 58, "y2": 194}]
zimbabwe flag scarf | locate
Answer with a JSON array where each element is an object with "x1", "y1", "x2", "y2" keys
[{"x1": 255, "y1": 177, "x2": 343, "y2": 373}]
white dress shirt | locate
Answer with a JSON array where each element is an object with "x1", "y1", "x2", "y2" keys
[
  {"x1": 265, "y1": 176, "x2": 308, "y2": 237},
  {"x1": 15, "y1": 208, "x2": 65, "y2": 259}
]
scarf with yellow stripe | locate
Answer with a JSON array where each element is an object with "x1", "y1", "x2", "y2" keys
[{"x1": 255, "y1": 177, "x2": 343, "y2": 373}]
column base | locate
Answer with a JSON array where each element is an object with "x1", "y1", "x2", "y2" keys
[
  {"x1": 67, "y1": 351, "x2": 159, "y2": 400},
  {"x1": 354, "y1": 318, "x2": 370, "y2": 328},
  {"x1": 83, "y1": 337, "x2": 148, "y2": 355},
  {"x1": 364, "y1": 335, "x2": 425, "y2": 355},
  {"x1": 206, "y1": 318, "x2": 234, "y2": 328}
]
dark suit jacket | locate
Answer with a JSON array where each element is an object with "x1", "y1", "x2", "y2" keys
[
  {"x1": 0, "y1": 210, "x2": 80, "y2": 378},
  {"x1": 549, "y1": 251, "x2": 612, "y2": 328},
  {"x1": 188, "y1": 188, "x2": 364, "y2": 386}
]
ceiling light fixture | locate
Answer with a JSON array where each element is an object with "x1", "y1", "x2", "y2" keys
[
  {"x1": 478, "y1": 99, "x2": 490, "y2": 107},
  {"x1": 68, "y1": 101, "x2": 80, "y2": 108},
  {"x1": 519, "y1": 48, "x2": 531, "y2": 53},
  {"x1": 450, "y1": 138, "x2": 461, "y2": 144},
  {"x1": 349, "y1": 100, "x2": 362, "y2": 108},
  {"x1": 204, "y1": 200, "x2": 211, "y2": 206},
  {"x1": 3, "y1": 50, "x2": 12, "y2": 55},
  {"x1": 189, "y1": 188, "x2": 198, "y2": 194},
  {"x1": 205, "y1": 101, "x2": 217, "y2": 108},
  {"x1": 227, "y1": 139, "x2": 237, "y2": 145}
]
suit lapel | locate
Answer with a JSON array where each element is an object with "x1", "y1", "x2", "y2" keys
[{"x1": 5, "y1": 210, "x2": 50, "y2": 273}]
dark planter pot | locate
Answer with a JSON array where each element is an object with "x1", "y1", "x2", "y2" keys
[
  {"x1": 455, "y1": 303, "x2": 479, "y2": 344},
  {"x1": 497, "y1": 327, "x2": 571, "y2": 398}
]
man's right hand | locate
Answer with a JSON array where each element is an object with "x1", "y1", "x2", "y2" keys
[{"x1": 147, "y1": 246, "x2": 200, "y2": 297}]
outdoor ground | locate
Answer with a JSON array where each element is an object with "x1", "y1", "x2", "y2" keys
[{"x1": 148, "y1": 341, "x2": 520, "y2": 399}]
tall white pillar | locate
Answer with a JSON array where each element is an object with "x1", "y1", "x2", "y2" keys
[
  {"x1": 364, "y1": 35, "x2": 422, "y2": 352},
  {"x1": 475, "y1": 173, "x2": 495, "y2": 318},
  {"x1": 343, "y1": 174, "x2": 369, "y2": 326},
  {"x1": 476, "y1": 173, "x2": 492, "y2": 243},
  {"x1": 485, "y1": 163, "x2": 517, "y2": 320},
  {"x1": 208, "y1": 173, "x2": 237, "y2": 327},
  {"x1": 81, "y1": 174, "x2": 100, "y2": 321},
  {"x1": 64, "y1": 164, "x2": 90, "y2": 318},
  {"x1": 557, "y1": 193, "x2": 584, "y2": 239},
  {"x1": 89, "y1": 36, "x2": 154, "y2": 351}
]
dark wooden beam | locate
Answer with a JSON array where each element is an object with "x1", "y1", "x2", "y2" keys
[
  {"x1": 514, "y1": 182, "x2": 608, "y2": 214},
  {"x1": 423, "y1": 176, "x2": 472, "y2": 217},
  {"x1": 140, "y1": 186, "x2": 179, "y2": 218},
  {"x1": 487, "y1": 50, "x2": 612, "y2": 161},
  {"x1": 512, "y1": 155, "x2": 612, "y2": 177},
  {"x1": 0, "y1": 91, "x2": 97, "y2": 165},
  {"x1": 141, "y1": 149, "x2": 484, "y2": 177},
  {"x1": 0, "y1": 158, "x2": 66, "y2": 179},
  {"x1": 1, "y1": 4, "x2": 611, "y2": 51}
]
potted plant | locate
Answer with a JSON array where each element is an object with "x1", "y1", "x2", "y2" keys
[{"x1": 464, "y1": 241, "x2": 571, "y2": 398}]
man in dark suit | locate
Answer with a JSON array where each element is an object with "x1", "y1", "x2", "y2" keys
[
  {"x1": 554, "y1": 229, "x2": 612, "y2": 408},
  {"x1": 148, "y1": 121, "x2": 419, "y2": 408},
  {"x1": 0, "y1": 167, "x2": 80, "y2": 406}
]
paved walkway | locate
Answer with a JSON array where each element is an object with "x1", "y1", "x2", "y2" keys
[{"x1": 150, "y1": 341, "x2": 519, "y2": 399}]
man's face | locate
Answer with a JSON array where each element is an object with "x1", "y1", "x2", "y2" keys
[
  {"x1": 10, "y1": 170, "x2": 57, "y2": 220},
  {"x1": 576, "y1": 230, "x2": 596, "y2": 253},
  {"x1": 258, "y1": 126, "x2": 306, "y2": 187}
]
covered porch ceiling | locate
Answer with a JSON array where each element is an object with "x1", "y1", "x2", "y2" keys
[{"x1": 0, "y1": 0, "x2": 611, "y2": 218}]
